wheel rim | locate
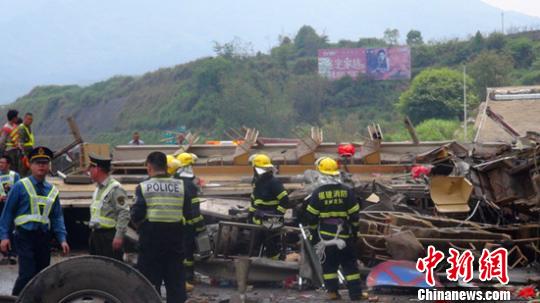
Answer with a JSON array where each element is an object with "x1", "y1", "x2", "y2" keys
[{"x1": 58, "y1": 289, "x2": 122, "y2": 303}]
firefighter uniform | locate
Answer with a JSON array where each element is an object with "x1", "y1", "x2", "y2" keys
[
  {"x1": 131, "y1": 175, "x2": 193, "y2": 303},
  {"x1": 248, "y1": 154, "x2": 288, "y2": 260},
  {"x1": 0, "y1": 147, "x2": 68, "y2": 296},
  {"x1": 304, "y1": 157, "x2": 362, "y2": 301},
  {"x1": 88, "y1": 154, "x2": 130, "y2": 261},
  {"x1": 173, "y1": 152, "x2": 205, "y2": 283}
]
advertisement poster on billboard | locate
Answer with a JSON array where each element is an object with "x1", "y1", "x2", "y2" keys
[
  {"x1": 366, "y1": 47, "x2": 411, "y2": 80},
  {"x1": 319, "y1": 47, "x2": 411, "y2": 81},
  {"x1": 317, "y1": 48, "x2": 366, "y2": 80}
]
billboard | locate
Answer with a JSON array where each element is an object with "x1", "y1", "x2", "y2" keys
[{"x1": 318, "y1": 47, "x2": 410, "y2": 81}]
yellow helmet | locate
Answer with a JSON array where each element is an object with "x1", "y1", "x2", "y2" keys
[
  {"x1": 249, "y1": 154, "x2": 273, "y2": 168},
  {"x1": 316, "y1": 157, "x2": 339, "y2": 176},
  {"x1": 176, "y1": 152, "x2": 197, "y2": 167},
  {"x1": 166, "y1": 155, "x2": 180, "y2": 175}
]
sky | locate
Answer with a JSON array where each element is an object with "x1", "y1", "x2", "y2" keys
[
  {"x1": 482, "y1": 0, "x2": 540, "y2": 17},
  {"x1": 1, "y1": 0, "x2": 540, "y2": 104}
]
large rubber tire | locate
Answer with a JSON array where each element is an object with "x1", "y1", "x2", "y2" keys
[
  {"x1": 16, "y1": 255, "x2": 161, "y2": 303},
  {"x1": 0, "y1": 295, "x2": 16, "y2": 303}
]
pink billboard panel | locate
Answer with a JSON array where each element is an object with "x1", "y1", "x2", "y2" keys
[
  {"x1": 318, "y1": 47, "x2": 411, "y2": 81},
  {"x1": 366, "y1": 47, "x2": 411, "y2": 80},
  {"x1": 318, "y1": 48, "x2": 366, "y2": 80}
]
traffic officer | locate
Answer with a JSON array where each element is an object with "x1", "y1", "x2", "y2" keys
[
  {"x1": 303, "y1": 157, "x2": 362, "y2": 301},
  {"x1": 0, "y1": 155, "x2": 20, "y2": 264},
  {"x1": 0, "y1": 155, "x2": 20, "y2": 203},
  {"x1": 131, "y1": 151, "x2": 193, "y2": 303},
  {"x1": 248, "y1": 154, "x2": 288, "y2": 260},
  {"x1": 173, "y1": 153, "x2": 205, "y2": 286},
  {"x1": 88, "y1": 153, "x2": 129, "y2": 261},
  {"x1": 0, "y1": 146, "x2": 70, "y2": 296}
]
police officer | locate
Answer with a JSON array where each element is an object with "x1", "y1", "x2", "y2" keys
[
  {"x1": 173, "y1": 153, "x2": 205, "y2": 286},
  {"x1": 88, "y1": 153, "x2": 129, "y2": 261},
  {"x1": 131, "y1": 151, "x2": 193, "y2": 303},
  {"x1": 248, "y1": 154, "x2": 288, "y2": 260},
  {"x1": 0, "y1": 146, "x2": 70, "y2": 296},
  {"x1": 303, "y1": 157, "x2": 362, "y2": 301},
  {"x1": 0, "y1": 155, "x2": 20, "y2": 264}
]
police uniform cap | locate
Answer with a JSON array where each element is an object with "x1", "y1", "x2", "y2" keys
[
  {"x1": 29, "y1": 146, "x2": 53, "y2": 163},
  {"x1": 89, "y1": 153, "x2": 112, "y2": 170}
]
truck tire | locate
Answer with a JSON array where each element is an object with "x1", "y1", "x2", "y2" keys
[
  {"x1": 17, "y1": 255, "x2": 161, "y2": 303},
  {"x1": 0, "y1": 295, "x2": 16, "y2": 303}
]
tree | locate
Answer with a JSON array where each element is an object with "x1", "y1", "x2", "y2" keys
[
  {"x1": 485, "y1": 32, "x2": 506, "y2": 51},
  {"x1": 506, "y1": 37, "x2": 535, "y2": 68},
  {"x1": 383, "y1": 28, "x2": 400, "y2": 45},
  {"x1": 467, "y1": 50, "x2": 513, "y2": 100},
  {"x1": 397, "y1": 68, "x2": 477, "y2": 124},
  {"x1": 286, "y1": 75, "x2": 329, "y2": 123},
  {"x1": 469, "y1": 31, "x2": 485, "y2": 52},
  {"x1": 294, "y1": 25, "x2": 328, "y2": 57},
  {"x1": 406, "y1": 30, "x2": 424, "y2": 46}
]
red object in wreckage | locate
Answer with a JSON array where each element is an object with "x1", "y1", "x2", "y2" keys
[
  {"x1": 411, "y1": 165, "x2": 431, "y2": 179},
  {"x1": 338, "y1": 144, "x2": 356, "y2": 157}
]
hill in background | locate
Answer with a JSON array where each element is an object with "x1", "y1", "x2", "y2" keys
[
  {"x1": 4, "y1": 25, "x2": 540, "y2": 149},
  {"x1": 2, "y1": 0, "x2": 540, "y2": 103}
]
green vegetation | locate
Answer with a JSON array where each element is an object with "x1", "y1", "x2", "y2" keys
[{"x1": 6, "y1": 26, "x2": 540, "y2": 147}]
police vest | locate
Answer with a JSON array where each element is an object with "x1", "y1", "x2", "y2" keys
[
  {"x1": 18, "y1": 124, "x2": 34, "y2": 147},
  {"x1": 5, "y1": 124, "x2": 19, "y2": 148},
  {"x1": 14, "y1": 178, "x2": 59, "y2": 226},
  {"x1": 141, "y1": 177, "x2": 185, "y2": 223},
  {"x1": 90, "y1": 178, "x2": 121, "y2": 229},
  {"x1": 0, "y1": 170, "x2": 16, "y2": 197}
]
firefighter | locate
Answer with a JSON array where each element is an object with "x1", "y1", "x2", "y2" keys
[
  {"x1": 248, "y1": 154, "x2": 288, "y2": 260},
  {"x1": 173, "y1": 152, "x2": 205, "y2": 289},
  {"x1": 0, "y1": 146, "x2": 70, "y2": 296},
  {"x1": 303, "y1": 157, "x2": 362, "y2": 301},
  {"x1": 87, "y1": 153, "x2": 130, "y2": 261},
  {"x1": 131, "y1": 151, "x2": 193, "y2": 303}
]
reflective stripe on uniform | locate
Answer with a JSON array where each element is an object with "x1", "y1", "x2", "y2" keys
[
  {"x1": 323, "y1": 273, "x2": 338, "y2": 280},
  {"x1": 276, "y1": 205, "x2": 286, "y2": 214},
  {"x1": 347, "y1": 204, "x2": 360, "y2": 214},
  {"x1": 253, "y1": 199, "x2": 279, "y2": 206},
  {"x1": 141, "y1": 177, "x2": 184, "y2": 223},
  {"x1": 183, "y1": 259, "x2": 194, "y2": 267},
  {"x1": 89, "y1": 179, "x2": 120, "y2": 229},
  {"x1": 187, "y1": 215, "x2": 204, "y2": 225},
  {"x1": 319, "y1": 211, "x2": 348, "y2": 218},
  {"x1": 276, "y1": 190, "x2": 287, "y2": 200},
  {"x1": 320, "y1": 230, "x2": 350, "y2": 239},
  {"x1": 306, "y1": 205, "x2": 320, "y2": 215},
  {"x1": 346, "y1": 273, "x2": 360, "y2": 281},
  {"x1": 14, "y1": 178, "x2": 59, "y2": 226}
]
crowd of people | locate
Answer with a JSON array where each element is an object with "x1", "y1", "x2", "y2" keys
[{"x1": 0, "y1": 118, "x2": 364, "y2": 302}]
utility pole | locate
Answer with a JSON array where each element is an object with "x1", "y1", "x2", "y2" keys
[
  {"x1": 463, "y1": 65, "x2": 467, "y2": 143},
  {"x1": 501, "y1": 12, "x2": 505, "y2": 34}
]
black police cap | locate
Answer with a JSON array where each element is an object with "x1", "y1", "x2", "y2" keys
[
  {"x1": 88, "y1": 153, "x2": 112, "y2": 170},
  {"x1": 29, "y1": 146, "x2": 53, "y2": 163}
]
